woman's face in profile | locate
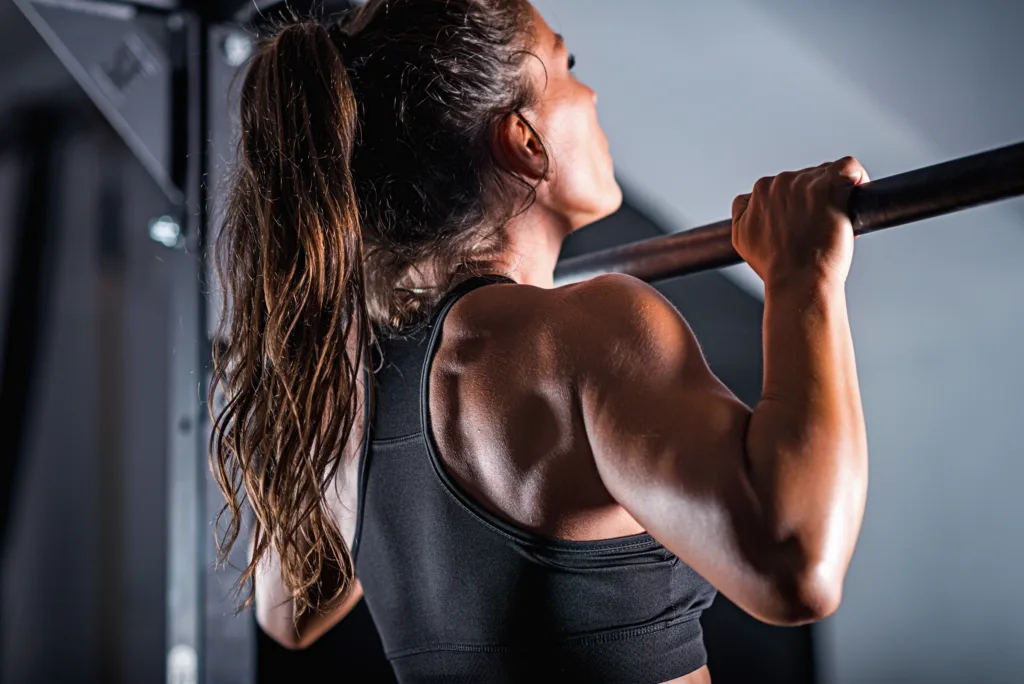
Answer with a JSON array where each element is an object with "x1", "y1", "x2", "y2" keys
[{"x1": 522, "y1": 4, "x2": 623, "y2": 229}]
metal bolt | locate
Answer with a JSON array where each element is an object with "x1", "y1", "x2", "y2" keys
[
  {"x1": 222, "y1": 31, "x2": 253, "y2": 68},
  {"x1": 166, "y1": 13, "x2": 185, "y2": 31},
  {"x1": 149, "y1": 215, "x2": 182, "y2": 248}
]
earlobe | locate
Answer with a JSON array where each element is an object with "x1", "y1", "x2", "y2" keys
[{"x1": 495, "y1": 111, "x2": 547, "y2": 182}]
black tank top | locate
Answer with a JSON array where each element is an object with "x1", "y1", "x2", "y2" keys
[{"x1": 352, "y1": 275, "x2": 717, "y2": 683}]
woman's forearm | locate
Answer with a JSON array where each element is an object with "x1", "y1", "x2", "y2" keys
[{"x1": 745, "y1": 272, "x2": 868, "y2": 602}]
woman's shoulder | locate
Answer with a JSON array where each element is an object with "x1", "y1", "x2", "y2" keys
[
  {"x1": 443, "y1": 273, "x2": 683, "y2": 368},
  {"x1": 454, "y1": 272, "x2": 665, "y2": 325}
]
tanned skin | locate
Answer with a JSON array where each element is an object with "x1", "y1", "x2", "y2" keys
[{"x1": 256, "y1": 5, "x2": 869, "y2": 683}]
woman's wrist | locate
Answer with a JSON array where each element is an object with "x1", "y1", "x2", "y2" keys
[{"x1": 764, "y1": 267, "x2": 847, "y2": 302}]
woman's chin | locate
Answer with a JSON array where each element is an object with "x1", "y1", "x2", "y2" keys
[
  {"x1": 608, "y1": 180, "x2": 624, "y2": 213},
  {"x1": 593, "y1": 180, "x2": 624, "y2": 221},
  {"x1": 566, "y1": 180, "x2": 624, "y2": 232}
]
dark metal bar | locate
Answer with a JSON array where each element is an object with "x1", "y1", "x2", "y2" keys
[
  {"x1": 555, "y1": 141, "x2": 1024, "y2": 286},
  {"x1": 96, "y1": 134, "x2": 127, "y2": 684},
  {"x1": 165, "y1": 10, "x2": 207, "y2": 684},
  {"x1": 0, "y1": 108, "x2": 64, "y2": 552}
]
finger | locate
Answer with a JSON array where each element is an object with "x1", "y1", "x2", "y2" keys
[
  {"x1": 731, "y1": 193, "x2": 751, "y2": 223},
  {"x1": 803, "y1": 161, "x2": 833, "y2": 174},
  {"x1": 773, "y1": 170, "x2": 798, "y2": 190},
  {"x1": 752, "y1": 175, "x2": 774, "y2": 197}
]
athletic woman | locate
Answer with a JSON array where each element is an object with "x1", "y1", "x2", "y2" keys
[{"x1": 210, "y1": 1, "x2": 869, "y2": 681}]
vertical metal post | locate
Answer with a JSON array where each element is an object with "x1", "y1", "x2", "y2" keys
[
  {"x1": 166, "y1": 9, "x2": 209, "y2": 684},
  {"x1": 0, "y1": 111, "x2": 63, "y2": 674},
  {"x1": 96, "y1": 134, "x2": 127, "y2": 684},
  {"x1": 202, "y1": 22, "x2": 257, "y2": 684},
  {"x1": 0, "y1": 108, "x2": 63, "y2": 552}
]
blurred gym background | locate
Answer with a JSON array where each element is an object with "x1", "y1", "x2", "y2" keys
[{"x1": 0, "y1": 1, "x2": 1021, "y2": 682}]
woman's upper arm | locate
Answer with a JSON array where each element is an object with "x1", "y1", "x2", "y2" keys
[{"x1": 566, "y1": 274, "x2": 795, "y2": 624}]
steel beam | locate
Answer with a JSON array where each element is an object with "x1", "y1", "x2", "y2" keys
[{"x1": 13, "y1": 0, "x2": 185, "y2": 205}]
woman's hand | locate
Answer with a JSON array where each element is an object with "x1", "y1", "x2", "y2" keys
[{"x1": 731, "y1": 157, "x2": 869, "y2": 289}]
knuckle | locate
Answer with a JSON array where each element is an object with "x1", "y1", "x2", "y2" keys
[
  {"x1": 770, "y1": 170, "x2": 802, "y2": 199},
  {"x1": 794, "y1": 170, "x2": 819, "y2": 191},
  {"x1": 774, "y1": 170, "x2": 797, "y2": 186},
  {"x1": 753, "y1": 175, "x2": 773, "y2": 195}
]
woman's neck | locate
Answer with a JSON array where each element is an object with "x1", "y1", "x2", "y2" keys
[
  {"x1": 403, "y1": 209, "x2": 571, "y2": 292},
  {"x1": 490, "y1": 206, "x2": 571, "y2": 288}
]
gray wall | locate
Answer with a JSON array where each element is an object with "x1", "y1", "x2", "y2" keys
[{"x1": 533, "y1": 1, "x2": 1024, "y2": 682}]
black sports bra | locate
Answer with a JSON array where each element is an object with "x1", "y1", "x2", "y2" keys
[{"x1": 352, "y1": 275, "x2": 717, "y2": 683}]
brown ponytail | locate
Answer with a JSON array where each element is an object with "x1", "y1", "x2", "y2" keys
[
  {"x1": 210, "y1": 0, "x2": 540, "y2": 614},
  {"x1": 209, "y1": 21, "x2": 368, "y2": 614}
]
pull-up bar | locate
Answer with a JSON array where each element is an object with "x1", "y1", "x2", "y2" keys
[{"x1": 554, "y1": 141, "x2": 1024, "y2": 286}]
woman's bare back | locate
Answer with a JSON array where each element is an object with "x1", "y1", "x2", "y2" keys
[{"x1": 428, "y1": 280, "x2": 645, "y2": 542}]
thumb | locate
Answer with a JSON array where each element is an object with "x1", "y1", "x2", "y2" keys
[
  {"x1": 829, "y1": 156, "x2": 869, "y2": 186},
  {"x1": 827, "y1": 156, "x2": 868, "y2": 212}
]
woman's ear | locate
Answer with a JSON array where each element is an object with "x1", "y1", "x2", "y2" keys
[{"x1": 494, "y1": 111, "x2": 548, "y2": 182}]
